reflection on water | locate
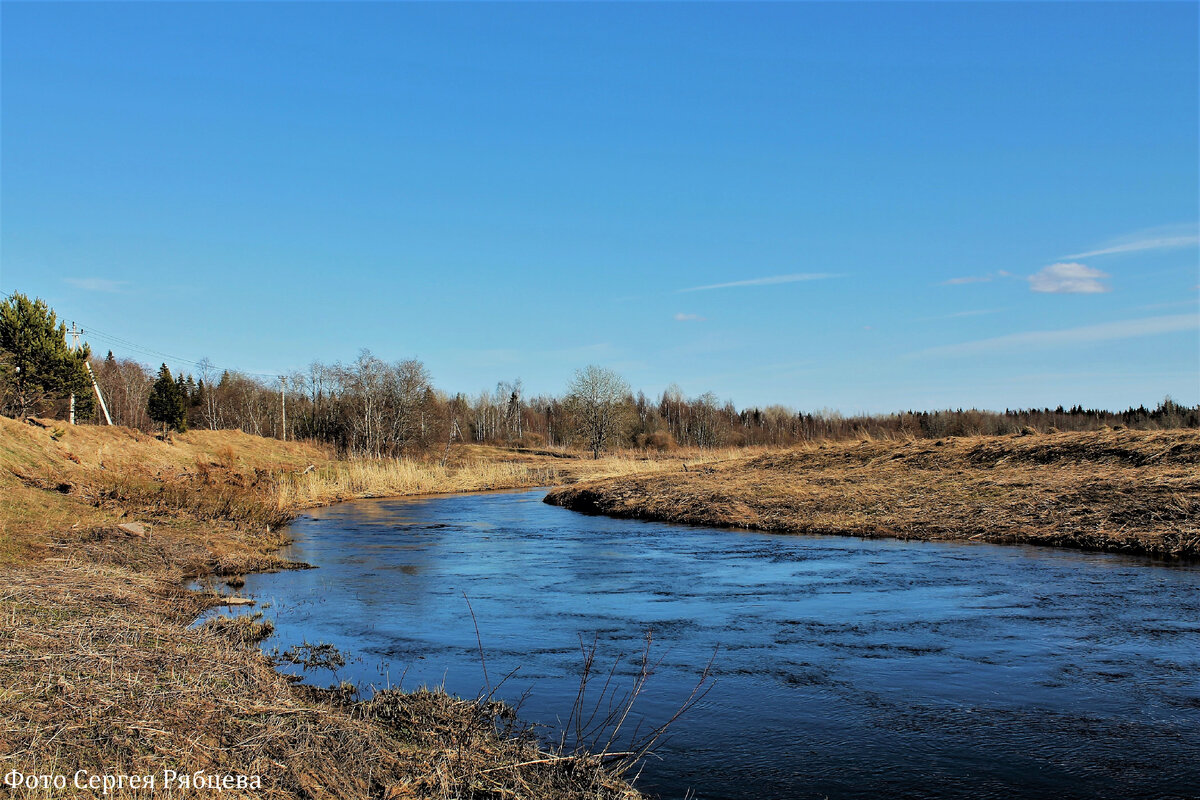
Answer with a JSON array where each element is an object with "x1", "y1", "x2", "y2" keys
[{"x1": 208, "y1": 490, "x2": 1200, "y2": 800}]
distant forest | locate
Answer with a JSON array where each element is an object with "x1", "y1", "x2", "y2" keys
[
  {"x1": 4, "y1": 294, "x2": 1194, "y2": 457},
  {"x1": 81, "y1": 349, "x2": 1199, "y2": 457}
]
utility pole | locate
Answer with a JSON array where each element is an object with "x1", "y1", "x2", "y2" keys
[
  {"x1": 67, "y1": 323, "x2": 82, "y2": 424},
  {"x1": 86, "y1": 362, "x2": 114, "y2": 425},
  {"x1": 65, "y1": 322, "x2": 113, "y2": 426},
  {"x1": 280, "y1": 376, "x2": 287, "y2": 441}
]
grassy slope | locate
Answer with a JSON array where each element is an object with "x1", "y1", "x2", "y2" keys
[
  {"x1": 546, "y1": 429, "x2": 1200, "y2": 558},
  {"x1": 0, "y1": 416, "x2": 327, "y2": 568},
  {"x1": 0, "y1": 418, "x2": 683, "y2": 569},
  {"x1": 0, "y1": 417, "x2": 647, "y2": 799}
]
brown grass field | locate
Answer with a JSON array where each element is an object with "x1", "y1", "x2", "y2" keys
[
  {"x1": 546, "y1": 429, "x2": 1200, "y2": 559},
  {"x1": 3, "y1": 417, "x2": 1197, "y2": 798},
  {"x1": 0, "y1": 416, "x2": 667, "y2": 799}
]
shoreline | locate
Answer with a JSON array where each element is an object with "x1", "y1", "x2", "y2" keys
[
  {"x1": 548, "y1": 488, "x2": 1200, "y2": 564},
  {"x1": 0, "y1": 418, "x2": 650, "y2": 799},
  {"x1": 545, "y1": 429, "x2": 1200, "y2": 561}
]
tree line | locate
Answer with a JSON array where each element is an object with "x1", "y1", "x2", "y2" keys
[
  {"x1": 2, "y1": 293, "x2": 1197, "y2": 457},
  {"x1": 68, "y1": 352, "x2": 1200, "y2": 456}
]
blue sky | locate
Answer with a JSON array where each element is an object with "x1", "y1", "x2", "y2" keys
[{"x1": 2, "y1": 1, "x2": 1197, "y2": 412}]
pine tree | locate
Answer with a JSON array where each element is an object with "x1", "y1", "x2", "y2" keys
[
  {"x1": 0, "y1": 293, "x2": 91, "y2": 419},
  {"x1": 176, "y1": 374, "x2": 194, "y2": 429},
  {"x1": 147, "y1": 364, "x2": 187, "y2": 433},
  {"x1": 193, "y1": 379, "x2": 206, "y2": 411}
]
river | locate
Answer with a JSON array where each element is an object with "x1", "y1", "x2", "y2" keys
[{"x1": 208, "y1": 489, "x2": 1200, "y2": 799}]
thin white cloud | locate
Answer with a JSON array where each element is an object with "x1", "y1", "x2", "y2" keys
[
  {"x1": 64, "y1": 277, "x2": 127, "y2": 293},
  {"x1": 673, "y1": 312, "x2": 706, "y2": 322},
  {"x1": 1028, "y1": 263, "x2": 1110, "y2": 294},
  {"x1": 939, "y1": 270, "x2": 1012, "y2": 286},
  {"x1": 911, "y1": 314, "x2": 1199, "y2": 358},
  {"x1": 1134, "y1": 298, "x2": 1199, "y2": 312},
  {"x1": 1064, "y1": 225, "x2": 1199, "y2": 260},
  {"x1": 679, "y1": 273, "x2": 840, "y2": 292}
]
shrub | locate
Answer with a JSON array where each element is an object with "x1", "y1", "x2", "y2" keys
[
  {"x1": 515, "y1": 432, "x2": 545, "y2": 448},
  {"x1": 635, "y1": 431, "x2": 676, "y2": 451}
]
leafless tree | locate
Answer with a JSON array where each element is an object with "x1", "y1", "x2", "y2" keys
[
  {"x1": 196, "y1": 357, "x2": 220, "y2": 430},
  {"x1": 565, "y1": 365, "x2": 631, "y2": 459}
]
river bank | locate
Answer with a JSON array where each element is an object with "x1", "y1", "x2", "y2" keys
[
  {"x1": 545, "y1": 429, "x2": 1200, "y2": 559},
  {"x1": 0, "y1": 416, "x2": 665, "y2": 799},
  {"x1": 5, "y1": 418, "x2": 1197, "y2": 798},
  {"x1": 227, "y1": 489, "x2": 1200, "y2": 800}
]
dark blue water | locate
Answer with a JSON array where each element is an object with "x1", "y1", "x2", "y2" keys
[{"x1": 206, "y1": 489, "x2": 1200, "y2": 800}]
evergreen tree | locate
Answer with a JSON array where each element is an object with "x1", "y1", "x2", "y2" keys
[
  {"x1": 147, "y1": 364, "x2": 187, "y2": 433},
  {"x1": 176, "y1": 374, "x2": 195, "y2": 427},
  {"x1": 0, "y1": 293, "x2": 91, "y2": 419}
]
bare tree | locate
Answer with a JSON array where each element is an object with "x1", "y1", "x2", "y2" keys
[
  {"x1": 565, "y1": 365, "x2": 630, "y2": 459},
  {"x1": 197, "y1": 357, "x2": 220, "y2": 430},
  {"x1": 499, "y1": 378, "x2": 523, "y2": 440},
  {"x1": 692, "y1": 391, "x2": 725, "y2": 448}
]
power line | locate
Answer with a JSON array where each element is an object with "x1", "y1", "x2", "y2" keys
[
  {"x1": 86, "y1": 325, "x2": 283, "y2": 380},
  {"x1": 85, "y1": 327, "x2": 217, "y2": 369},
  {"x1": 0, "y1": 289, "x2": 286, "y2": 381}
]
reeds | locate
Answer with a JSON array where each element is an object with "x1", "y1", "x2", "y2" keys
[
  {"x1": 273, "y1": 458, "x2": 562, "y2": 510},
  {"x1": 270, "y1": 446, "x2": 729, "y2": 512}
]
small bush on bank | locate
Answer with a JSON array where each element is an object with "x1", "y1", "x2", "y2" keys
[{"x1": 634, "y1": 431, "x2": 676, "y2": 452}]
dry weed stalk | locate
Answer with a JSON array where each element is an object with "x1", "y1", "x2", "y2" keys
[{"x1": 560, "y1": 632, "x2": 717, "y2": 776}]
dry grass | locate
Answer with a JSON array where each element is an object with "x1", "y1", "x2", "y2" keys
[
  {"x1": 274, "y1": 458, "x2": 560, "y2": 510},
  {"x1": 0, "y1": 562, "x2": 638, "y2": 799},
  {"x1": 0, "y1": 417, "x2": 656, "y2": 799},
  {"x1": 272, "y1": 444, "x2": 714, "y2": 511},
  {"x1": 0, "y1": 415, "x2": 326, "y2": 568},
  {"x1": 546, "y1": 429, "x2": 1200, "y2": 558}
]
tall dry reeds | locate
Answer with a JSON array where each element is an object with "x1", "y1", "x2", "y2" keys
[
  {"x1": 273, "y1": 459, "x2": 563, "y2": 510},
  {"x1": 271, "y1": 448, "x2": 722, "y2": 512}
]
